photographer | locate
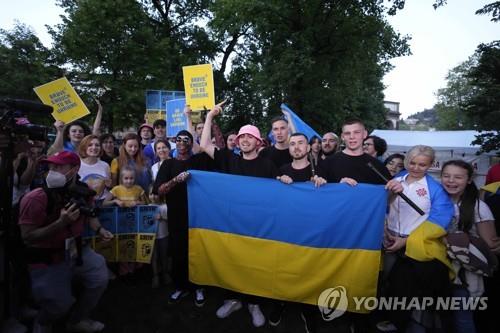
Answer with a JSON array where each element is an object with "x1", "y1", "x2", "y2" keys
[{"x1": 18, "y1": 151, "x2": 113, "y2": 333}]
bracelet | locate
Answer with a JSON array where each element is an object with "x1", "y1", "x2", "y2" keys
[{"x1": 96, "y1": 226, "x2": 102, "y2": 234}]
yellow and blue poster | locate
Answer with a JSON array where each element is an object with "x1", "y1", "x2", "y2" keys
[
  {"x1": 182, "y1": 64, "x2": 215, "y2": 112},
  {"x1": 33, "y1": 77, "x2": 90, "y2": 123},
  {"x1": 187, "y1": 171, "x2": 387, "y2": 313},
  {"x1": 89, "y1": 205, "x2": 159, "y2": 263}
]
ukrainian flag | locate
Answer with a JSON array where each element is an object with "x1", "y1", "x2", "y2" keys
[{"x1": 187, "y1": 170, "x2": 387, "y2": 313}]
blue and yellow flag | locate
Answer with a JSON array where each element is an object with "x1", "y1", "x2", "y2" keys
[{"x1": 187, "y1": 170, "x2": 387, "y2": 312}]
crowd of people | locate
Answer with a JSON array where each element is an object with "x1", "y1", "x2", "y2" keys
[{"x1": 6, "y1": 101, "x2": 500, "y2": 333}]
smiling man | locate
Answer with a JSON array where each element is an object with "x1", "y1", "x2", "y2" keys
[{"x1": 200, "y1": 101, "x2": 279, "y2": 328}]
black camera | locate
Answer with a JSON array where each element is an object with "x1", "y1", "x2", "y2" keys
[
  {"x1": 13, "y1": 122, "x2": 49, "y2": 142},
  {"x1": 0, "y1": 99, "x2": 51, "y2": 143},
  {"x1": 66, "y1": 183, "x2": 99, "y2": 217}
]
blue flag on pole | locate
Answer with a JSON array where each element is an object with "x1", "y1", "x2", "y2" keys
[{"x1": 281, "y1": 103, "x2": 321, "y2": 140}]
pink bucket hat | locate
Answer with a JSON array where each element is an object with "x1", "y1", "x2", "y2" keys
[{"x1": 235, "y1": 125, "x2": 263, "y2": 145}]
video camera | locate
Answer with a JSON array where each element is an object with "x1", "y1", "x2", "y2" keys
[
  {"x1": 0, "y1": 98, "x2": 51, "y2": 146},
  {"x1": 65, "y1": 182, "x2": 99, "y2": 218}
]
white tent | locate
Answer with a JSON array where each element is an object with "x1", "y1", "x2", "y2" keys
[{"x1": 371, "y1": 130, "x2": 497, "y2": 186}]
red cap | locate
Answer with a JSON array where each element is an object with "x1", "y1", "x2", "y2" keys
[{"x1": 41, "y1": 151, "x2": 81, "y2": 167}]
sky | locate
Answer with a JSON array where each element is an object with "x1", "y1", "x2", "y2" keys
[{"x1": 1, "y1": 0, "x2": 499, "y2": 119}]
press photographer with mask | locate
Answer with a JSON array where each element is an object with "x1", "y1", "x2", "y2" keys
[{"x1": 18, "y1": 151, "x2": 113, "y2": 333}]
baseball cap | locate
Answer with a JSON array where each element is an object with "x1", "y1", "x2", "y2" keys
[{"x1": 41, "y1": 151, "x2": 81, "y2": 167}]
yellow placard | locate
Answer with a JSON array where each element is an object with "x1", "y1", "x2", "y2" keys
[
  {"x1": 33, "y1": 77, "x2": 90, "y2": 123},
  {"x1": 117, "y1": 234, "x2": 137, "y2": 262},
  {"x1": 94, "y1": 237, "x2": 118, "y2": 262},
  {"x1": 136, "y1": 234, "x2": 156, "y2": 263},
  {"x1": 145, "y1": 110, "x2": 166, "y2": 124},
  {"x1": 182, "y1": 64, "x2": 215, "y2": 111}
]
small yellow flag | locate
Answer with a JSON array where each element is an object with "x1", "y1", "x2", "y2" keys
[{"x1": 34, "y1": 77, "x2": 90, "y2": 123}]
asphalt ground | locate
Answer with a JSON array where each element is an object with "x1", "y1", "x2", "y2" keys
[{"x1": 90, "y1": 265, "x2": 353, "y2": 333}]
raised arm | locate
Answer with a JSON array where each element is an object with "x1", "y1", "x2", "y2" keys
[
  {"x1": 199, "y1": 101, "x2": 225, "y2": 159},
  {"x1": 92, "y1": 98, "x2": 103, "y2": 136},
  {"x1": 47, "y1": 120, "x2": 65, "y2": 156}
]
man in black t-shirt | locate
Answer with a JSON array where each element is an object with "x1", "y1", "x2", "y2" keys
[
  {"x1": 321, "y1": 119, "x2": 402, "y2": 332},
  {"x1": 269, "y1": 133, "x2": 327, "y2": 331},
  {"x1": 259, "y1": 116, "x2": 292, "y2": 169},
  {"x1": 278, "y1": 133, "x2": 326, "y2": 185},
  {"x1": 200, "y1": 102, "x2": 278, "y2": 328},
  {"x1": 322, "y1": 119, "x2": 391, "y2": 185}
]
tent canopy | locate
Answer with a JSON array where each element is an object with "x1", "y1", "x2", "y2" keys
[{"x1": 370, "y1": 130, "x2": 484, "y2": 154}]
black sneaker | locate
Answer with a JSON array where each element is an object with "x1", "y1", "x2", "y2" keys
[
  {"x1": 301, "y1": 311, "x2": 317, "y2": 333},
  {"x1": 268, "y1": 302, "x2": 285, "y2": 326}
]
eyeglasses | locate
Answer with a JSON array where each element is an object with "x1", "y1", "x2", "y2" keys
[{"x1": 176, "y1": 137, "x2": 191, "y2": 143}]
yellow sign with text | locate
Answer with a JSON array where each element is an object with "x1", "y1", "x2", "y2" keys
[
  {"x1": 34, "y1": 77, "x2": 90, "y2": 123},
  {"x1": 182, "y1": 64, "x2": 215, "y2": 112}
]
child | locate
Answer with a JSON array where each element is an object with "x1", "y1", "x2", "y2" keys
[
  {"x1": 441, "y1": 160, "x2": 500, "y2": 333},
  {"x1": 104, "y1": 166, "x2": 148, "y2": 277},
  {"x1": 104, "y1": 166, "x2": 148, "y2": 208}
]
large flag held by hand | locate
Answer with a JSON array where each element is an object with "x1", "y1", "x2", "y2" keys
[{"x1": 187, "y1": 170, "x2": 387, "y2": 312}]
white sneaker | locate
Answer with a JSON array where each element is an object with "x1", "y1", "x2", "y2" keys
[
  {"x1": 248, "y1": 304, "x2": 265, "y2": 327},
  {"x1": 66, "y1": 319, "x2": 105, "y2": 332},
  {"x1": 216, "y1": 299, "x2": 242, "y2": 318},
  {"x1": 194, "y1": 288, "x2": 205, "y2": 307},
  {"x1": 168, "y1": 289, "x2": 189, "y2": 304}
]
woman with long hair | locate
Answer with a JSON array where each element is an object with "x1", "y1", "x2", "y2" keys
[
  {"x1": 441, "y1": 160, "x2": 500, "y2": 333},
  {"x1": 110, "y1": 133, "x2": 151, "y2": 193}
]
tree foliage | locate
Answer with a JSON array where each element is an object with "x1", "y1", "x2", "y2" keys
[
  {"x1": 434, "y1": 56, "x2": 477, "y2": 130},
  {"x1": 0, "y1": 23, "x2": 62, "y2": 124},
  {"x1": 2, "y1": 0, "x2": 410, "y2": 134},
  {"x1": 209, "y1": 0, "x2": 410, "y2": 134}
]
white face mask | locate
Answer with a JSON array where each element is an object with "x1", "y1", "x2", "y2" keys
[{"x1": 46, "y1": 170, "x2": 69, "y2": 188}]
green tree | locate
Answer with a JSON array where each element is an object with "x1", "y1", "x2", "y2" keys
[
  {"x1": 0, "y1": 23, "x2": 62, "y2": 124},
  {"x1": 434, "y1": 56, "x2": 477, "y2": 130},
  {"x1": 49, "y1": 0, "x2": 215, "y2": 130},
  {"x1": 465, "y1": 42, "x2": 500, "y2": 153},
  {"x1": 209, "y1": 0, "x2": 410, "y2": 134}
]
